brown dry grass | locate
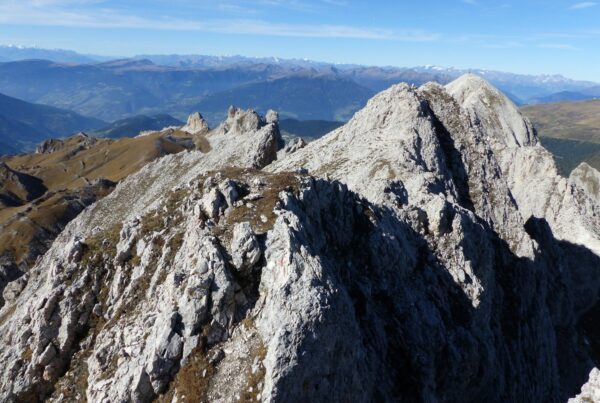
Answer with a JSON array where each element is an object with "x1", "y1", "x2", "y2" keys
[
  {"x1": 193, "y1": 134, "x2": 212, "y2": 153},
  {"x1": 0, "y1": 130, "x2": 192, "y2": 269},
  {"x1": 81, "y1": 223, "x2": 122, "y2": 268},
  {"x1": 21, "y1": 345, "x2": 33, "y2": 362},
  {"x1": 5, "y1": 132, "x2": 189, "y2": 191},
  {"x1": 0, "y1": 184, "x2": 114, "y2": 267},
  {"x1": 157, "y1": 347, "x2": 215, "y2": 403},
  {"x1": 522, "y1": 100, "x2": 600, "y2": 143},
  {"x1": 217, "y1": 169, "x2": 302, "y2": 235},
  {"x1": 240, "y1": 342, "x2": 267, "y2": 402}
]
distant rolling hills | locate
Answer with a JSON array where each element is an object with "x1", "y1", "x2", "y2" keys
[
  {"x1": 1, "y1": 55, "x2": 599, "y2": 125},
  {"x1": 91, "y1": 114, "x2": 184, "y2": 138},
  {"x1": 522, "y1": 100, "x2": 600, "y2": 174},
  {"x1": 0, "y1": 60, "x2": 374, "y2": 122},
  {"x1": 0, "y1": 92, "x2": 105, "y2": 153},
  {"x1": 0, "y1": 92, "x2": 188, "y2": 154},
  {"x1": 530, "y1": 91, "x2": 599, "y2": 104},
  {"x1": 0, "y1": 141, "x2": 17, "y2": 156},
  {"x1": 279, "y1": 118, "x2": 344, "y2": 141},
  {"x1": 539, "y1": 137, "x2": 600, "y2": 175},
  {"x1": 194, "y1": 75, "x2": 374, "y2": 124},
  {"x1": 521, "y1": 100, "x2": 600, "y2": 143}
]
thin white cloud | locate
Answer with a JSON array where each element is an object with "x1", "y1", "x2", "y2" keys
[
  {"x1": 2, "y1": 0, "x2": 597, "y2": 49},
  {"x1": 570, "y1": 2, "x2": 597, "y2": 9},
  {"x1": 0, "y1": 2, "x2": 438, "y2": 41},
  {"x1": 227, "y1": 0, "x2": 346, "y2": 13},
  {"x1": 320, "y1": 0, "x2": 348, "y2": 6},
  {"x1": 538, "y1": 43, "x2": 579, "y2": 50}
]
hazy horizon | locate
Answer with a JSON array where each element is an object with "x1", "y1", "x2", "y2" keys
[
  {"x1": 1, "y1": 43, "x2": 599, "y2": 85},
  {"x1": 1, "y1": 0, "x2": 600, "y2": 81}
]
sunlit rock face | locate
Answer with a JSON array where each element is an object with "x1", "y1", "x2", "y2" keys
[{"x1": 1, "y1": 76, "x2": 600, "y2": 403}]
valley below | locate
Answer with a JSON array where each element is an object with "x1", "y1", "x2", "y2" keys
[{"x1": 0, "y1": 73, "x2": 599, "y2": 402}]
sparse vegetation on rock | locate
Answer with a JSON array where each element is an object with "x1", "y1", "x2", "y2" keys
[{"x1": 0, "y1": 77, "x2": 599, "y2": 403}]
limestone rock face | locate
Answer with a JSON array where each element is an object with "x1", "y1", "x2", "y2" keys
[
  {"x1": 571, "y1": 162, "x2": 600, "y2": 201},
  {"x1": 446, "y1": 74, "x2": 537, "y2": 148},
  {"x1": 278, "y1": 137, "x2": 307, "y2": 159},
  {"x1": 231, "y1": 222, "x2": 261, "y2": 271},
  {"x1": 447, "y1": 74, "x2": 600, "y2": 256},
  {"x1": 0, "y1": 78, "x2": 599, "y2": 403},
  {"x1": 570, "y1": 369, "x2": 600, "y2": 402},
  {"x1": 181, "y1": 112, "x2": 209, "y2": 135}
]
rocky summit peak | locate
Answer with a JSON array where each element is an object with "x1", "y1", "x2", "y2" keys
[
  {"x1": 0, "y1": 77, "x2": 600, "y2": 403},
  {"x1": 219, "y1": 106, "x2": 270, "y2": 136},
  {"x1": 181, "y1": 111, "x2": 209, "y2": 135},
  {"x1": 447, "y1": 73, "x2": 538, "y2": 148},
  {"x1": 265, "y1": 109, "x2": 279, "y2": 124}
]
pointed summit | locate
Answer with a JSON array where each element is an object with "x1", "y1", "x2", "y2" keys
[
  {"x1": 446, "y1": 74, "x2": 537, "y2": 148},
  {"x1": 181, "y1": 112, "x2": 209, "y2": 135}
]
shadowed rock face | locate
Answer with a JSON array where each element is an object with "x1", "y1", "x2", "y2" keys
[
  {"x1": 0, "y1": 76, "x2": 599, "y2": 403},
  {"x1": 0, "y1": 162, "x2": 46, "y2": 207}
]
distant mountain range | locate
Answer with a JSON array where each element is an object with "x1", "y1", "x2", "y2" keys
[
  {"x1": 91, "y1": 114, "x2": 184, "y2": 138},
  {"x1": 0, "y1": 92, "x2": 105, "y2": 153},
  {"x1": 279, "y1": 119, "x2": 344, "y2": 140},
  {"x1": 0, "y1": 46, "x2": 597, "y2": 123},
  {"x1": 0, "y1": 45, "x2": 111, "y2": 64},
  {"x1": 2, "y1": 44, "x2": 600, "y2": 170},
  {"x1": 193, "y1": 75, "x2": 374, "y2": 123},
  {"x1": 0, "y1": 59, "x2": 299, "y2": 121}
]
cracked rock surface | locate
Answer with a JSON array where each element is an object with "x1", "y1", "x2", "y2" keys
[{"x1": 0, "y1": 76, "x2": 600, "y2": 402}]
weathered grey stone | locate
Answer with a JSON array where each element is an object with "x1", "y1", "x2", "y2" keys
[
  {"x1": 0, "y1": 77, "x2": 599, "y2": 403},
  {"x1": 201, "y1": 188, "x2": 227, "y2": 219},
  {"x1": 231, "y1": 222, "x2": 262, "y2": 271},
  {"x1": 181, "y1": 112, "x2": 209, "y2": 135},
  {"x1": 219, "y1": 179, "x2": 241, "y2": 206},
  {"x1": 570, "y1": 369, "x2": 600, "y2": 403}
]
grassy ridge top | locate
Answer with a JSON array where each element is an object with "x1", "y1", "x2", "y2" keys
[{"x1": 521, "y1": 100, "x2": 600, "y2": 143}]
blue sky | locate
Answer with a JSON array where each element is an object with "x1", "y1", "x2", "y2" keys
[{"x1": 1, "y1": 0, "x2": 600, "y2": 81}]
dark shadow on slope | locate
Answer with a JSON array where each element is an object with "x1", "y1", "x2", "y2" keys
[
  {"x1": 525, "y1": 217, "x2": 600, "y2": 399},
  {"x1": 272, "y1": 176, "x2": 600, "y2": 403},
  {"x1": 428, "y1": 110, "x2": 476, "y2": 212},
  {"x1": 272, "y1": 180, "x2": 477, "y2": 402}
]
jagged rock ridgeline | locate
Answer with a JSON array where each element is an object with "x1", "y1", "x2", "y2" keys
[
  {"x1": 36, "y1": 133, "x2": 98, "y2": 155},
  {"x1": 0, "y1": 106, "x2": 279, "y2": 281},
  {"x1": 0, "y1": 75, "x2": 599, "y2": 402},
  {"x1": 0, "y1": 122, "x2": 212, "y2": 293}
]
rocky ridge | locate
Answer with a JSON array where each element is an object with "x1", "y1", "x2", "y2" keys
[
  {"x1": 0, "y1": 125, "x2": 208, "y2": 301},
  {"x1": 0, "y1": 76, "x2": 599, "y2": 402},
  {"x1": 0, "y1": 161, "x2": 47, "y2": 207}
]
